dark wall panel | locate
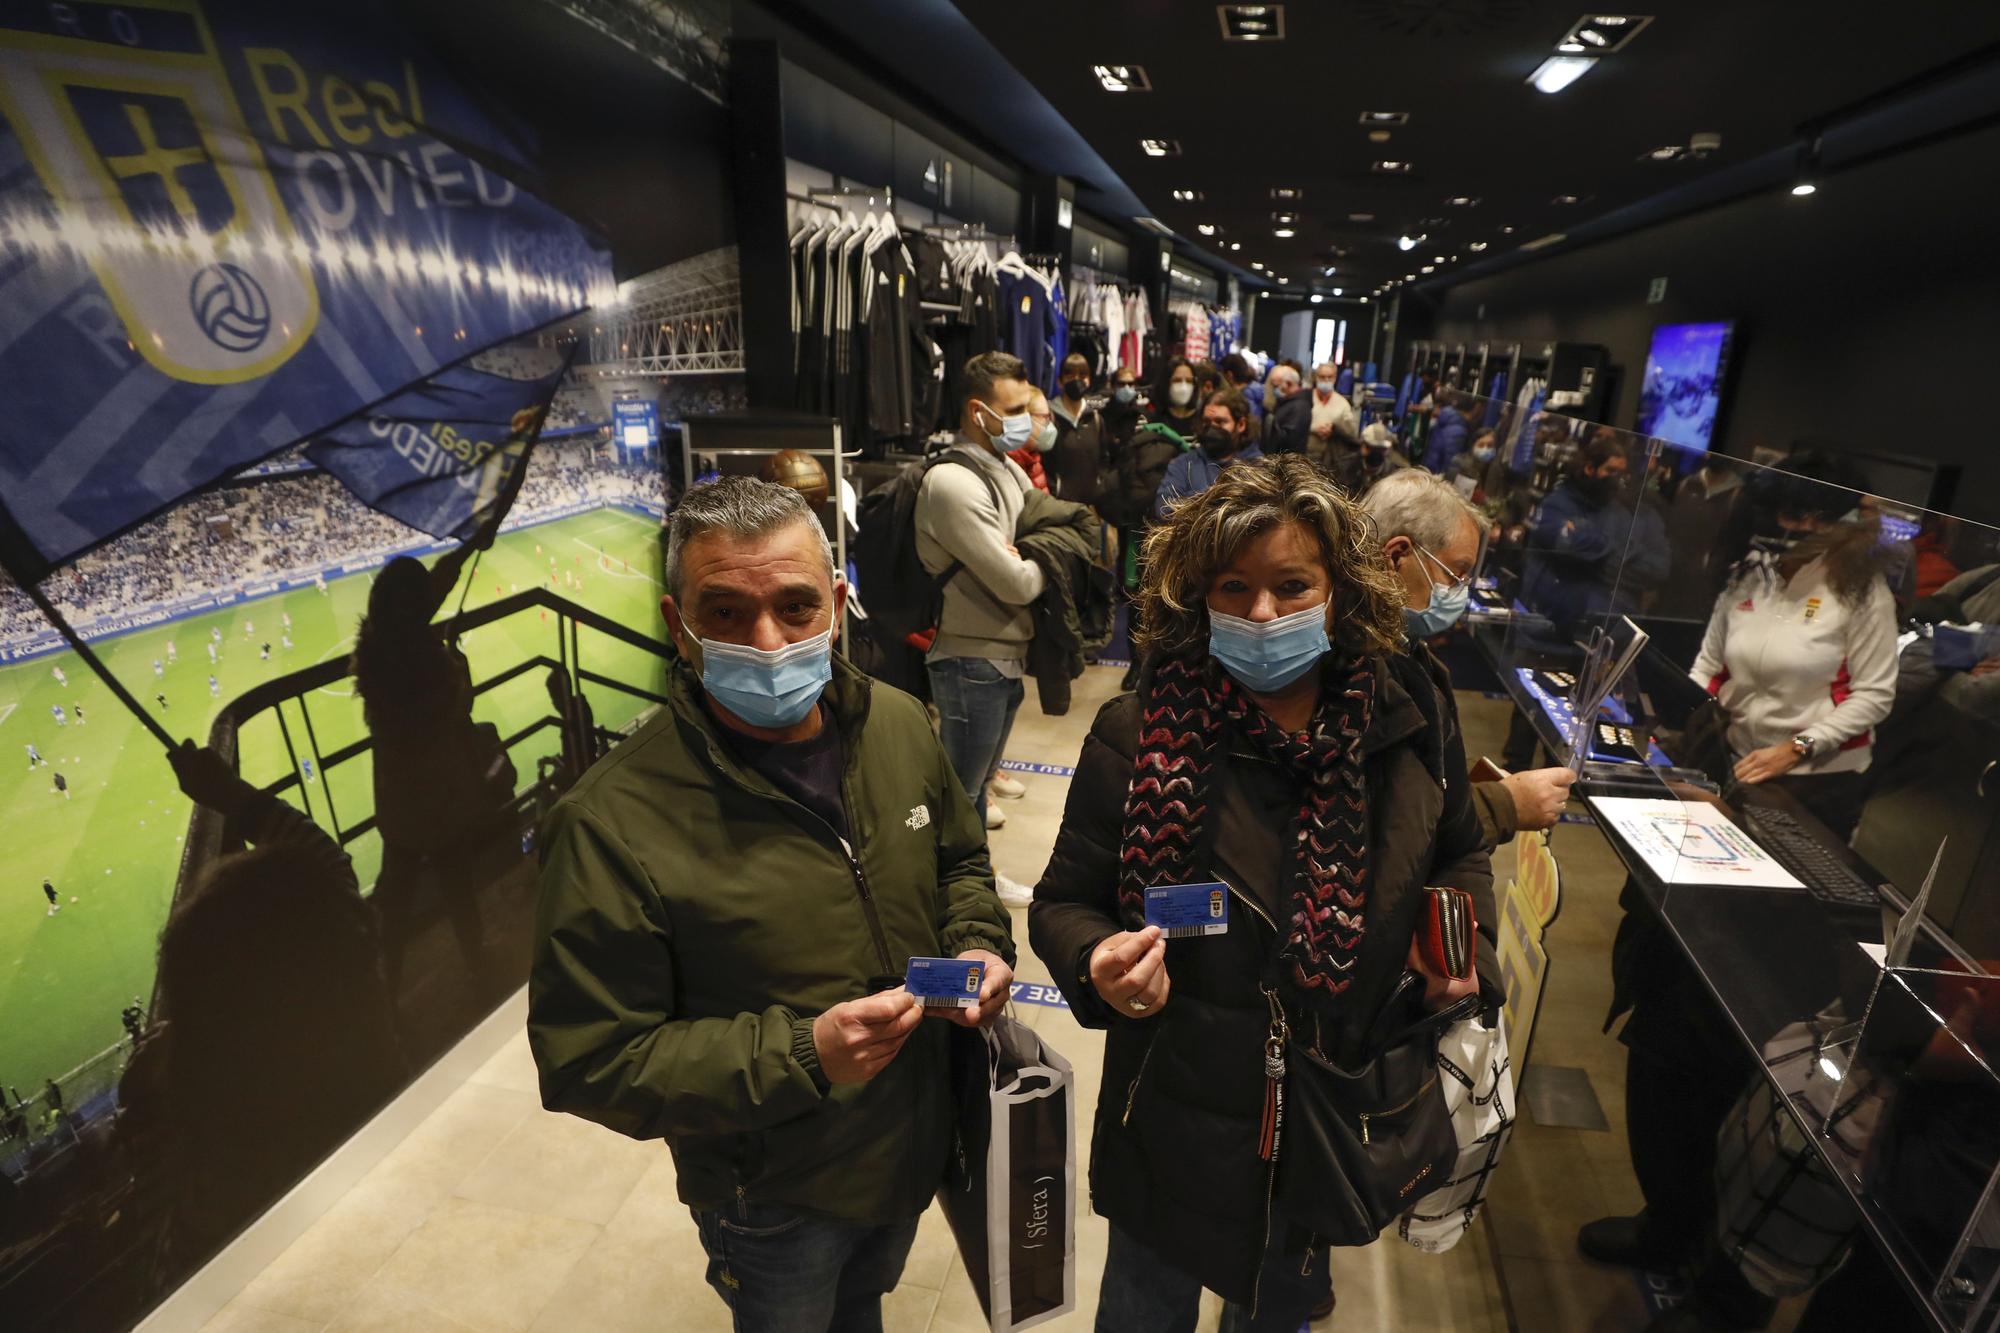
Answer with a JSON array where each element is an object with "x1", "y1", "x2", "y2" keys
[{"x1": 1422, "y1": 124, "x2": 2000, "y2": 521}]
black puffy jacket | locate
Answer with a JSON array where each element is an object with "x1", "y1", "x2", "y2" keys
[{"x1": 1028, "y1": 649, "x2": 1496, "y2": 1304}]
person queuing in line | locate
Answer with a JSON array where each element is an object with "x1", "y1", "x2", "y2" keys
[
  {"x1": 1261, "y1": 361, "x2": 1312, "y2": 456},
  {"x1": 1221, "y1": 352, "x2": 1264, "y2": 423},
  {"x1": 1156, "y1": 357, "x2": 1204, "y2": 436},
  {"x1": 1007, "y1": 387, "x2": 1056, "y2": 493},
  {"x1": 1048, "y1": 352, "x2": 1115, "y2": 511},
  {"x1": 1154, "y1": 387, "x2": 1264, "y2": 519},
  {"x1": 1361, "y1": 470, "x2": 1577, "y2": 845},
  {"x1": 1306, "y1": 360, "x2": 1361, "y2": 471},
  {"x1": 1582, "y1": 451, "x2": 1897, "y2": 1331},
  {"x1": 1517, "y1": 434, "x2": 1640, "y2": 634},
  {"x1": 1030, "y1": 456, "x2": 1495, "y2": 1330},
  {"x1": 1421, "y1": 390, "x2": 1477, "y2": 474},
  {"x1": 1446, "y1": 428, "x2": 1502, "y2": 500},
  {"x1": 529, "y1": 477, "x2": 1014, "y2": 1333},
  {"x1": 914, "y1": 351, "x2": 1047, "y2": 900},
  {"x1": 1345, "y1": 421, "x2": 1410, "y2": 494}
]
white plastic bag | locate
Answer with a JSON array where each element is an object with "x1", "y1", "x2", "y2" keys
[{"x1": 1399, "y1": 1011, "x2": 1516, "y2": 1253}]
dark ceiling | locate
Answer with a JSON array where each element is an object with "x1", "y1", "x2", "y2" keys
[{"x1": 941, "y1": 1, "x2": 2000, "y2": 297}]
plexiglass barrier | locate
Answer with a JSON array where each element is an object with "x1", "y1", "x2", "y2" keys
[{"x1": 1386, "y1": 382, "x2": 2000, "y2": 1326}]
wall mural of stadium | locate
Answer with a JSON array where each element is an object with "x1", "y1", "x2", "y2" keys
[{"x1": 0, "y1": 1, "x2": 733, "y2": 1323}]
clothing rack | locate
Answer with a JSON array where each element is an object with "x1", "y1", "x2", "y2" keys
[{"x1": 810, "y1": 184, "x2": 893, "y2": 208}]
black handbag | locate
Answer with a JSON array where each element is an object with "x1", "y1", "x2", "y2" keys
[{"x1": 1267, "y1": 975, "x2": 1485, "y2": 1246}]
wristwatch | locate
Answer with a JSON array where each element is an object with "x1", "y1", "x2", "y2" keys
[{"x1": 1790, "y1": 733, "x2": 1819, "y2": 760}]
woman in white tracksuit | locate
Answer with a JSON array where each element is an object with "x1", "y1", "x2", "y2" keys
[{"x1": 1689, "y1": 472, "x2": 1897, "y2": 839}]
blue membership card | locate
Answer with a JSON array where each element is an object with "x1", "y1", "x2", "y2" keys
[
  {"x1": 906, "y1": 956, "x2": 985, "y2": 1008},
  {"x1": 1144, "y1": 881, "x2": 1230, "y2": 938}
]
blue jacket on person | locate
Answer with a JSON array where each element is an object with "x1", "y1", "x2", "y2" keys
[
  {"x1": 1155, "y1": 440, "x2": 1265, "y2": 519},
  {"x1": 1520, "y1": 479, "x2": 1669, "y2": 631},
  {"x1": 1423, "y1": 405, "x2": 1472, "y2": 473}
]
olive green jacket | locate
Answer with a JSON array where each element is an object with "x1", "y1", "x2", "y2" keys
[{"x1": 527, "y1": 654, "x2": 1015, "y2": 1225}]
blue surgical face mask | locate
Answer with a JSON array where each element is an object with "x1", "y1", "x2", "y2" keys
[
  {"x1": 1208, "y1": 601, "x2": 1330, "y2": 693},
  {"x1": 974, "y1": 399, "x2": 1034, "y2": 450},
  {"x1": 1113, "y1": 384, "x2": 1137, "y2": 405},
  {"x1": 1403, "y1": 545, "x2": 1471, "y2": 638},
  {"x1": 692, "y1": 627, "x2": 833, "y2": 729},
  {"x1": 1473, "y1": 446, "x2": 1496, "y2": 464}
]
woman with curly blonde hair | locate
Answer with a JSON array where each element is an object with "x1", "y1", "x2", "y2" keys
[{"x1": 1030, "y1": 454, "x2": 1497, "y2": 1329}]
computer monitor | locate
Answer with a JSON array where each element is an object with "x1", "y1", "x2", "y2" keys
[{"x1": 1636, "y1": 321, "x2": 1736, "y2": 453}]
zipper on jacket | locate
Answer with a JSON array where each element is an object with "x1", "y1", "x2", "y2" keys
[
  {"x1": 1120, "y1": 1030, "x2": 1161, "y2": 1127},
  {"x1": 1358, "y1": 1072, "x2": 1440, "y2": 1146}
]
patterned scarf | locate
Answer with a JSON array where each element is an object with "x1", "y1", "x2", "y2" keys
[{"x1": 1118, "y1": 653, "x2": 1378, "y2": 999}]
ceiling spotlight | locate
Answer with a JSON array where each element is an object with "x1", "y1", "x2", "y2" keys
[
  {"x1": 1276, "y1": 276, "x2": 1289, "y2": 283},
  {"x1": 1093, "y1": 64, "x2": 1151, "y2": 92},
  {"x1": 1271, "y1": 187, "x2": 1304, "y2": 201},
  {"x1": 1360, "y1": 297, "x2": 1369, "y2": 304},
  {"x1": 1432, "y1": 257, "x2": 1445, "y2": 264},
  {"x1": 1140, "y1": 138, "x2": 1181, "y2": 157},
  {"x1": 1557, "y1": 41, "x2": 1586, "y2": 53},
  {"x1": 1348, "y1": 212, "x2": 1375, "y2": 222},
  {"x1": 1273, "y1": 227, "x2": 1295, "y2": 237},
  {"x1": 1322, "y1": 266, "x2": 1337, "y2": 276},
  {"x1": 1250, "y1": 260, "x2": 1264, "y2": 269},
  {"x1": 1446, "y1": 196, "x2": 1480, "y2": 207},
  {"x1": 1331, "y1": 287, "x2": 1342, "y2": 296},
  {"x1": 1563, "y1": 14, "x2": 1652, "y2": 52},
  {"x1": 1171, "y1": 188, "x2": 1203, "y2": 202},
  {"x1": 1648, "y1": 145, "x2": 1682, "y2": 161},
  {"x1": 1271, "y1": 211, "x2": 1298, "y2": 224},
  {"x1": 1551, "y1": 194, "x2": 1581, "y2": 205},
  {"x1": 1373, "y1": 159, "x2": 1413, "y2": 173},
  {"x1": 1792, "y1": 136, "x2": 1822, "y2": 198},
  {"x1": 1420, "y1": 265, "x2": 1435, "y2": 273},
  {"x1": 1527, "y1": 55, "x2": 1597, "y2": 95},
  {"x1": 1310, "y1": 293, "x2": 1323, "y2": 304},
  {"x1": 1499, "y1": 225, "x2": 1516, "y2": 234},
  {"x1": 1791, "y1": 182, "x2": 1817, "y2": 197},
  {"x1": 1218, "y1": 4, "x2": 1288, "y2": 41},
  {"x1": 1197, "y1": 223, "x2": 1217, "y2": 236},
  {"x1": 1229, "y1": 241, "x2": 1242, "y2": 251},
  {"x1": 1358, "y1": 110, "x2": 1409, "y2": 125},
  {"x1": 1468, "y1": 241, "x2": 1489, "y2": 252},
  {"x1": 1396, "y1": 234, "x2": 1423, "y2": 251},
  {"x1": 1368, "y1": 130, "x2": 1393, "y2": 143},
  {"x1": 1405, "y1": 273, "x2": 1415, "y2": 280}
]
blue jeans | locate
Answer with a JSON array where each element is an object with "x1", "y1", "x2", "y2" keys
[
  {"x1": 927, "y1": 656, "x2": 1023, "y2": 825},
  {"x1": 1094, "y1": 1224, "x2": 1327, "y2": 1333},
  {"x1": 690, "y1": 1201, "x2": 920, "y2": 1333}
]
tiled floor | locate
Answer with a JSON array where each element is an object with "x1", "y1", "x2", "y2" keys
[{"x1": 190, "y1": 666, "x2": 1787, "y2": 1332}]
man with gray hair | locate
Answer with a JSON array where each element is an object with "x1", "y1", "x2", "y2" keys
[
  {"x1": 1361, "y1": 468, "x2": 1577, "y2": 846},
  {"x1": 529, "y1": 475, "x2": 1014, "y2": 1331}
]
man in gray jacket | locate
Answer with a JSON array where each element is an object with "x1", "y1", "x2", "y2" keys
[{"x1": 916, "y1": 352, "x2": 1046, "y2": 905}]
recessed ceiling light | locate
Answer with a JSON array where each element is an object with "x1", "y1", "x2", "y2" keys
[
  {"x1": 1499, "y1": 225, "x2": 1516, "y2": 234},
  {"x1": 1171, "y1": 188, "x2": 1204, "y2": 202},
  {"x1": 1468, "y1": 241, "x2": 1489, "y2": 252},
  {"x1": 1250, "y1": 260, "x2": 1264, "y2": 269},
  {"x1": 1368, "y1": 129, "x2": 1393, "y2": 144},
  {"x1": 1322, "y1": 265, "x2": 1336, "y2": 276},
  {"x1": 1197, "y1": 223, "x2": 1218, "y2": 236},
  {"x1": 1310, "y1": 293, "x2": 1322, "y2": 304},
  {"x1": 1432, "y1": 256, "x2": 1445, "y2": 264},
  {"x1": 1420, "y1": 265, "x2": 1435, "y2": 273},
  {"x1": 1348, "y1": 212, "x2": 1374, "y2": 222},
  {"x1": 1271, "y1": 211, "x2": 1298, "y2": 224},
  {"x1": 1446, "y1": 196, "x2": 1480, "y2": 207},
  {"x1": 1271, "y1": 187, "x2": 1304, "y2": 201},
  {"x1": 1360, "y1": 296, "x2": 1368, "y2": 304},
  {"x1": 1276, "y1": 276, "x2": 1289, "y2": 283},
  {"x1": 1405, "y1": 273, "x2": 1416, "y2": 280},
  {"x1": 1218, "y1": 4, "x2": 1288, "y2": 41},
  {"x1": 1229, "y1": 241, "x2": 1242, "y2": 250},
  {"x1": 1563, "y1": 14, "x2": 1653, "y2": 53},
  {"x1": 1140, "y1": 138, "x2": 1181, "y2": 157},
  {"x1": 1358, "y1": 111, "x2": 1408, "y2": 125},
  {"x1": 1648, "y1": 145, "x2": 1682, "y2": 161},
  {"x1": 1557, "y1": 41, "x2": 1586, "y2": 53},
  {"x1": 1527, "y1": 55, "x2": 1597, "y2": 95},
  {"x1": 1273, "y1": 227, "x2": 1295, "y2": 237},
  {"x1": 1093, "y1": 64, "x2": 1151, "y2": 92},
  {"x1": 1791, "y1": 182, "x2": 1817, "y2": 197},
  {"x1": 1397, "y1": 234, "x2": 1421, "y2": 251},
  {"x1": 1332, "y1": 287, "x2": 1342, "y2": 296},
  {"x1": 1551, "y1": 194, "x2": 1580, "y2": 205},
  {"x1": 1373, "y1": 160, "x2": 1413, "y2": 174}
]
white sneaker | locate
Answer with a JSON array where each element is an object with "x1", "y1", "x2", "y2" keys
[
  {"x1": 985, "y1": 803, "x2": 1007, "y2": 830},
  {"x1": 995, "y1": 874, "x2": 1035, "y2": 907},
  {"x1": 988, "y1": 772, "x2": 1027, "y2": 800}
]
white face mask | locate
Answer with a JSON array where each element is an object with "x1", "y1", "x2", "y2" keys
[
  {"x1": 1316, "y1": 379, "x2": 1336, "y2": 395},
  {"x1": 1169, "y1": 382, "x2": 1195, "y2": 407}
]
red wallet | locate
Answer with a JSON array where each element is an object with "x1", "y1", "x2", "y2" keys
[{"x1": 1418, "y1": 886, "x2": 1476, "y2": 983}]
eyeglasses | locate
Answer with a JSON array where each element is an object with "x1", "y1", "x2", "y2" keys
[{"x1": 1415, "y1": 542, "x2": 1473, "y2": 592}]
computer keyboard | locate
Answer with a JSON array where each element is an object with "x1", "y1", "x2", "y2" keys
[{"x1": 1740, "y1": 806, "x2": 1882, "y2": 910}]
